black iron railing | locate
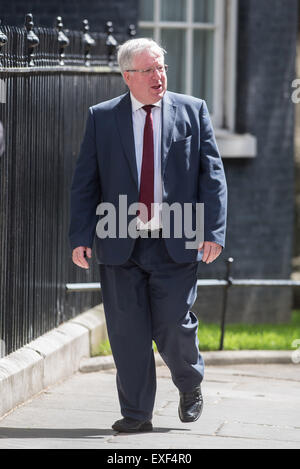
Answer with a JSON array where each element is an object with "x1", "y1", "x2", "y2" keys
[
  {"x1": 66, "y1": 257, "x2": 300, "y2": 351},
  {"x1": 0, "y1": 14, "x2": 136, "y2": 68},
  {"x1": 0, "y1": 14, "x2": 133, "y2": 356}
]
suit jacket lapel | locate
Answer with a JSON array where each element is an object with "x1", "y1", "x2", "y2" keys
[
  {"x1": 161, "y1": 92, "x2": 177, "y2": 178},
  {"x1": 114, "y1": 92, "x2": 139, "y2": 189}
]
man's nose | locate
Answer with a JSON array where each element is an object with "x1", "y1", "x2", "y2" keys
[{"x1": 152, "y1": 67, "x2": 161, "y2": 78}]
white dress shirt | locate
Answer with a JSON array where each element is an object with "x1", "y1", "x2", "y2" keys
[{"x1": 130, "y1": 92, "x2": 162, "y2": 230}]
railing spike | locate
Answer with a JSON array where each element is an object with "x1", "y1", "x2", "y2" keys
[
  {"x1": 82, "y1": 19, "x2": 95, "y2": 67},
  {"x1": 55, "y1": 16, "x2": 69, "y2": 66},
  {"x1": 105, "y1": 21, "x2": 118, "y2": 66},
  {"x1": 25, "y1": 13, "x2": 39, "y2": 67},
  {"x1": 0, "y1": 20, "x2": 8, "y2": 67},
  {"x1": 128, "y1": 24, "x2": 136, "y2": 39}
]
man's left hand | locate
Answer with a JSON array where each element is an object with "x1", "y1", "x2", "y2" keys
[{"x1": 198, "y1": 241, "x2": 222, "y2": 264}]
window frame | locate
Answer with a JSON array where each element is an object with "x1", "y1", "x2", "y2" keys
[{"x1": 138, "y1": 0, "x2": 238, "y2": 131}]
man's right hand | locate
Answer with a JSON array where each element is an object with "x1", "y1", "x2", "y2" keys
[{"x1": 72, "y1": 246, "x2": 92, "y2": 269}]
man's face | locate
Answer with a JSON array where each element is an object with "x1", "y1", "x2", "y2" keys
[{"x1": 123, "y1": 49, "x2": 167, "y2": 104}]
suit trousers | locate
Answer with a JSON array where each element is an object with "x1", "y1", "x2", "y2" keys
[{"x1": 99, "y1": 234, "x2": 205, "y2": 421}]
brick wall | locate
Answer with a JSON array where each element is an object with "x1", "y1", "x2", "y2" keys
[
  {"x1": 194, "y1": 0, "x2": 298, "y2": 323},
  {"x1": 291, "y1": 4, "x2": 300, "y2": 306}
]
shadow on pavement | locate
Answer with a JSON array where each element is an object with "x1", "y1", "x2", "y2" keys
[{"x1": 0, "y1": 426, "x2": 184, "y2": 438}]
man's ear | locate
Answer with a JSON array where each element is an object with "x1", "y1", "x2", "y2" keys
[{"x1": 123, "y1": 71, "x2": 130, "y2": 87}]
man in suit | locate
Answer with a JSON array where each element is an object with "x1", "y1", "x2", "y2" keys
[{"x1": 69, "y1": 38, "x2": 227, "y2": 433}]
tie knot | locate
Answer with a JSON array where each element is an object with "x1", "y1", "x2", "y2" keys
[{"x1": 142, "y1": 105, "x2": 154, "y2": 114}]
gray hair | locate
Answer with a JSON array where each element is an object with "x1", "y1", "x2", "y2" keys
[{"x1": 117, "y1": 38, "x2": 166, "y2": 74}]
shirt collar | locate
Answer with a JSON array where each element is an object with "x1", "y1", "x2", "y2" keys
[{"x1": 130, "y1": 92, "x2": 162, "y2": 112}]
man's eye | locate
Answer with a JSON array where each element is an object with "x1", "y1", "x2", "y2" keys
[{"x1": 143, "y1": 69, "x2": 152, "y2": 74}]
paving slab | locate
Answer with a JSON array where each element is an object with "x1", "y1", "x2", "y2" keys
[{"x1": 0, "y1": 363, "x2": 299, "y2": 449}]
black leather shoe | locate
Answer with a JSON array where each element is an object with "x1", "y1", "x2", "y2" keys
[
  {"x1": 178, "y1": 385, "x2": 203, "y2": 422},
  {"x1": 112, "y1": 417, "x2": 153, "y2": 433}
]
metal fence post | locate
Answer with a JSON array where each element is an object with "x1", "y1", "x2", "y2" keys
[
  {"x1": 105, "y1": 21, "x2": 117, "y2": 66},
  {"x1": 0, "y1": 21, "x2": 8, "y2": 68},
  {"x1": 25, "y1": 13, "x2": 39, "y2": 67},
  {"x1": 82, "y1": 19, "x2": 95, "y2": 67},
  {"x1": 128, "y1": 24, "x2": 136, "y2": 39},
  {"x1": 55, "y1": 16, "x2": 69, "y2": 66},
  {"x1": 219, "y1": 257, "x2": 234, "y2": 350}
]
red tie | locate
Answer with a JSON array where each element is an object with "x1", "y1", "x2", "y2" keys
[{"x1": 139, "y1": 105, "x2": 154, "y2": 223}]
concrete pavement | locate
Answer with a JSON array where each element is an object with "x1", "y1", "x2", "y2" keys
[{"x1": 0, "y1": 361, "x2": 299, "y2": 449}]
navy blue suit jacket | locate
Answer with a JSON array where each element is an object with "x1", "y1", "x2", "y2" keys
[{"x1": 69, "y1": 91, "x2": 227, "y2": 264}]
